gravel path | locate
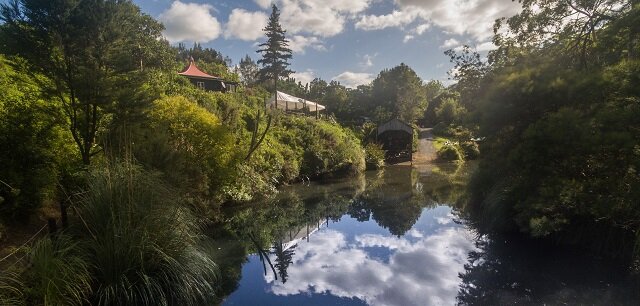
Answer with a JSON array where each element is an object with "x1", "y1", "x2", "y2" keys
[{"x1": 412, "y1": 128, "x2": 437, "y2": 164}]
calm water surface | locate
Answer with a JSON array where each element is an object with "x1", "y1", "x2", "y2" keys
[{"x1": 218, "y1": 164, "x2": 638, "y2": 306}]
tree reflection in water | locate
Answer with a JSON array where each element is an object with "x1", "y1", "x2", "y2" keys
[
  {"x1": 457, "y1": 234, "x2": 640, "y2": 305},
  {"x1": 217, "y1": 163, "x2": 471, "y2": 288},
  {"x1": 273, "y1": 241, "x2": 296, "y2": 284}
]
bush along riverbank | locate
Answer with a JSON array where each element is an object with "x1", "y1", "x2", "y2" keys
[
  {"x1": 432, "y1": 124, "x2": 480, "y2": 162},
  {"x1": 448, "y1": 1, "x2": 640, "y2": 264}
]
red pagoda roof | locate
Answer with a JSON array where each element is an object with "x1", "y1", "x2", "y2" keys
[{"x1": 178, "y1": 59, "x2": 221, "y2": 80}]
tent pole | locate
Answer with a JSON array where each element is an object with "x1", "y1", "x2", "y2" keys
[{"x1": 275, "y1": 75, "x2": 280, "y2": 112}]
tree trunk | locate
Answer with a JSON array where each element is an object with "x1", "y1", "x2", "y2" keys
[{"x1": 81, "y1": 150, "x2": 91, "y2": 165}]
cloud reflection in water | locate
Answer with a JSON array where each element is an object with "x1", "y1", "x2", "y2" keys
[{"x1": 265, "y1": 218, "x2": 477, "y2": 306}]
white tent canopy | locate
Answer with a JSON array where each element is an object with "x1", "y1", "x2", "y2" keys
[{"x1": 267, "y1": 91, "x2": 325, "y2": 112}]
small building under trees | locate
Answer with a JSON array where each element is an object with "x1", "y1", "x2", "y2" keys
[
  {"x1": 178, "y1": 59, "x2": 238, "y2": 92},
  {"x1": 377, "y1": 119, "x2": 414, "y2": 163}
]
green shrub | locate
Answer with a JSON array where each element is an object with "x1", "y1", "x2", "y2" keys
[
  {"x1": 437, "y1": 143, "x2": 463, "y2": 161},
  {"x1": 432, "y1": 123, "x2": 473, "y2": 141},
  {"x1": 460, "y1": 141, "x2": 480, "y2": 160},
  {"x1": 135, "y1": 96, "x2": 239, "y2": 196},
  {"x1": 365, "y1": 143, "x2": 386, "y2": 170},
  {"x1": 432, "y1": 122, "x2": 448, "y2": 136},
  {"x1": 12, "y1": 163, "x2": 220, "y2": 305},
  {"x1": 222, "y1": 163, "x2": 279, "y2": 202},
  {"x1": 0, "y1": 56, "x2": 75, "y2": 220},
  {"x1": 295, "y1": 118, "x2": 365, "y2": 177}
]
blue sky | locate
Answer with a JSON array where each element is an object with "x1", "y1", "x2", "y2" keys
[{"x1": 4, "y1": 0, "x2": 522, "y2": 87}]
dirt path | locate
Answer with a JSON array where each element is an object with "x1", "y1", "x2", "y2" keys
[{"x1": 412, "y1": 128, "x2": 437, "y2": 164}]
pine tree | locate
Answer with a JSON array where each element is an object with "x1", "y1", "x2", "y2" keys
[
  {"x1": 256, "y1": 4, "x2": 293, "y2": 96},
  {"x1": 246, "y1": 4, "x2": 293, "y2": 161}
]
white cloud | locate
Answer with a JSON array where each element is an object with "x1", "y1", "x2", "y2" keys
[
  {"x1": 414, "y1": 23, "x2": 431, "y2": 35},
  {"x1": 475, "y1": 41, "x2": 497, "y2": 52},
  {"x1": 403, "y1": 35, "x2": 415, "y2": 43},
  {"x1": 292, "y1": 69, "x2": 316, "y2": 85},
  {"x1": 159, "y1": 1, "x2": 221, "y2": 43},
  {"x1": 356, "y1": 0, "x2": 521, "y2": 42},
  {"x1": 441, "y1": 38, "x2": 460, "y2": 49},
  {"x1": 355, "y1": 10, "x2": 421, "y2": 31},
  {"x1": 266, "y1": 227, "x2": 478, "y2": 306},
  {"x1": 266, "y1": 0, "x2": 372, "y2": 37},
  {"x1": 360, "y1": 53, "x2": 376, "y2": 68},
  {"x1": 288, "y1": 35, "x2": 326, "y2": 53},
  {"x1": 225, "y1": 9, "x2": 268, "y2": 41},
  {"x1": 319, "y1": 0, "x2": 371, "y2": 13},
  {"x1": 443, "y1": 39, "x2": 495, "y2": 53},
  {"x1": 332, "y1": 71, "x2": 374, "y2": 88},
  {"x1": 255, "y1": 0, "x2": 272, "y2": 9},
  {"x1": 407, "y1": 228, "x2": 424, "y2": 238}
]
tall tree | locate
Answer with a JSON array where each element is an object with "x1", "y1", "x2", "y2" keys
[
  {"x1": 0, "y1": 0, "x2": 168, "y2": 165},
  {"x1": 424, "y1": 80, "x2": 445, "y2": 102},
  {"x1": 445, "y1": 46, "x2": 487, "y2": 111},
  {"x1": 370, "y1": 63, "x2": 427, "y2": 123},
  {"x1": 256, "y1": 4, "x2": 293, "y2": 98},
  {"x1": 462, "y1": 0, "x2": 640, "y2": 258},
  {"x1": 491, "y1": 0, "x2": 634, "y2": 68},
  {"x1": 246, "y1": 4, "x2": 293, "y2": 161},
  {"x1": 177, "y1": 42, "x2": 226, "y2": 66},
  {"x1": 323, "y1": 81, "x2": 349, "y2": 119},
  {"x1": 308, "y1": 78, "x2": 328, "y2": 101}
]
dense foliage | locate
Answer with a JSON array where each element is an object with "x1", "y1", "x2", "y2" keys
[
  {"x1": 0, "y1": 56, "x2": 74, "y2": 221},
  {"x1": 459, "y1": 0, "x2": 640, "y2": 260},
  {"x1": 1, "y1": 0, "x2": 171, "y2": 165}
]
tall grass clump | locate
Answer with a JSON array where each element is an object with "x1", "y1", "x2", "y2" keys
[
  {"x1": 21, "y1": 235, "x2": 92, "y2": 305},
  {"x1": 0, "y1": 272, "x2": 24, "y2": 305},
  {"x1": 7, "y1": 163, "x2": 219, "y2": 306},
  {"x1": 75, "y1": 163, "x2": 218, "y2": 305}
]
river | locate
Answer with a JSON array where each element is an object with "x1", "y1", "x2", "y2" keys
[{"x1": 214, "y1": 163, "x2": 639, "y2": 305}]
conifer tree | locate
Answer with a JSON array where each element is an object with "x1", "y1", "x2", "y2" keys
[
  {"x1": 256, "y1": 4, "x2": 293, "y2": 99},
  {"x1": 246, "y1": 4, "x2": 293, "y2": 161}
]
